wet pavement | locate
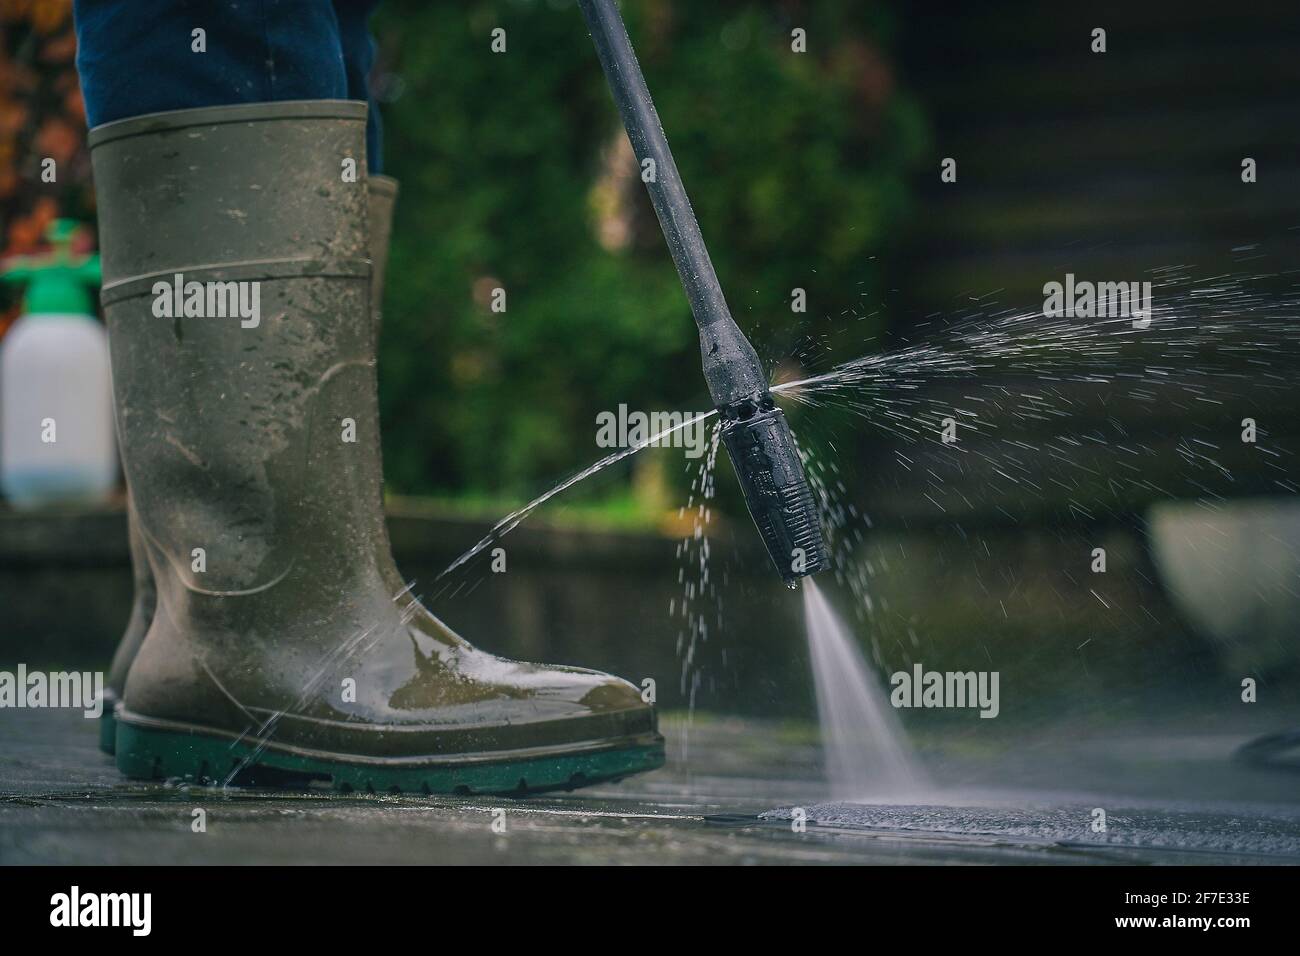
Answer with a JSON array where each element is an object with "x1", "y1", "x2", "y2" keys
[{"x1": 2, "y1": 708, "x2": 1298, "y2": 865}]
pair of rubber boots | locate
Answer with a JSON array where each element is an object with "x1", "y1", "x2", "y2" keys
[{"x1": 94, "y1": 101, "x2": 662, "y2": 793}]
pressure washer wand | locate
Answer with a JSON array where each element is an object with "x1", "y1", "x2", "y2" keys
[{"x1": 579, "y1": 0, "x2": 827, "y2": 582}]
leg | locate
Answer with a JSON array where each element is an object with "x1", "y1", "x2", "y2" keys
[
  {"x1": 333, "y1": 0, "x2": 384, "y2": 172},
  {"x1": 74, "y1": 0, "x2": 350, "y2": 126},
  {"x1": 83, "y1": 0, "x2": 397, "y2": 753},
  {"x1": 80, "y1": 8, "x2": 662, "y2": 791},
  {"x1": 77, "y1": 0, "x2": 353, "y2": 751}
]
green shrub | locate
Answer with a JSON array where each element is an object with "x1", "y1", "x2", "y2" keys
[{"x1": 374, "y1": 0, "x2": 925, "y2": 500}]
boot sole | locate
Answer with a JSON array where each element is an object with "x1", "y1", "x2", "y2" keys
[{"x1": 115, "y1": 713, "x2": 664, "y2": 795}]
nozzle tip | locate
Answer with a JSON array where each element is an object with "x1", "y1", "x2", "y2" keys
[{"x1": 719, "y1": 401, "x2": 827, "y2": 582}]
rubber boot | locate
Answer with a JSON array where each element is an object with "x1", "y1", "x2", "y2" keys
[
  {"x1": 367, "y1": 174, "x2": 398, "y2": 337},
  {"x1": 91, "y1": 101, "x2": 662, "y2": 793},
  {"x1": 98, "y1": 494, "x2": 155, "y2": 753},
  {"x1": 98, "y1": 172, "x2": 402, "y2": 756}
]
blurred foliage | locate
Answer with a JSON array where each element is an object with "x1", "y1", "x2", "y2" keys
[
  {"x1": 0, "y1": 0, "x2": 94, "y2": 338},
  {"x1": 0, "y1": 0, "x2": 925, "y2": 514},
  {"x1": 374, "y1": 0, "x2": 926, "y2": 500}
]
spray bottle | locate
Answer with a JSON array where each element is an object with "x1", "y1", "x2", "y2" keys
[{"x1": 1, "y1": 220, "x2": 116, "y2": 509}]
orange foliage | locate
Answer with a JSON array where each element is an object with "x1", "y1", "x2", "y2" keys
[{"x1": 1, "y1": 0, "x2": 93, "y2": 307}]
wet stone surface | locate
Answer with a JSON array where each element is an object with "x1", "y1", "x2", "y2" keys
[{"x1": 2, "y1": 708, "x2": 1298, "y2": 865}]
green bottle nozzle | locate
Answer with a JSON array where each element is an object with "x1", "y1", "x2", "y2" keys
[{"x1": 1, "y1": 219, "x2": 101, "y2": 317}]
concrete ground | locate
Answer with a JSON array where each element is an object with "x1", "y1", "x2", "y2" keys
[{"x1": 3, "y1": 707, "x2": 1298, "y2": 865}]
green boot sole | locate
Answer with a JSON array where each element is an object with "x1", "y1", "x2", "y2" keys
[{"x1": 115, "y1": 716, "x2": 664, "y2": 795}]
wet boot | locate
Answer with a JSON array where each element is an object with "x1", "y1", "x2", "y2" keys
[
  {"x1": 99, "y1": 496, "x2": 155, "y2": 753},
  {"x1": 98, "y1": 172, "x2": 401, "y2": 755},
  {"x1": 91, "y1": 101, "x2": 662, "y2": 792}
]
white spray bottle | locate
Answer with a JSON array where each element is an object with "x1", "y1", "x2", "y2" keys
[{"x1": 1, "y1": 219, "x2": 116, "y2": 509}]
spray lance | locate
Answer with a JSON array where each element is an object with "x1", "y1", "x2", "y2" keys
[{"x1": 579, "y1": 0, "x2": 827, "y2": 583}]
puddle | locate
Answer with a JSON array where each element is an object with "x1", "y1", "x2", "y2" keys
[{"x1": 760, "y1": 798, "x2": 1300, "y2": 860}]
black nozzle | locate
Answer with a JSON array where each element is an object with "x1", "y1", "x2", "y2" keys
[
  {"x1": 700, "y1": 321, "x2": 827, "y2": 582},
  {"x1": 719, "y1": 396, "x2": 827, "y2": 582},
  {"x1": 580, "y1": 0, "x2": 827, "y2": 582}
]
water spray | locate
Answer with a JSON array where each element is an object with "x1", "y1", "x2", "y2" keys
[{"x1": 579, "y1": 0, "x2": 827, "y2": 583}]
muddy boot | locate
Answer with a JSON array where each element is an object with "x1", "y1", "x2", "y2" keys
[
  {"x1": 98, "y1": 495, "x2": 156, "y2": 753},
  {"x1": 98, "y1": 173, "x2": 403, "y2": 756},
  {"x1": 367, "y1": 174, "x2": 398, "y2": 337},
  {"x1": 91, "y1": 101, "x2": 662, "y2": 793}
]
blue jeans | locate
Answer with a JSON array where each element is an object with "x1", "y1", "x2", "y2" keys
[{"x1": 74, "y1": 0, "x2": 384, "y2": 171}]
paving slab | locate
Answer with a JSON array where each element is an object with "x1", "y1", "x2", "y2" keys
[{"x1": 3, "y1": 709, "x2": 1297, "y2": 865}]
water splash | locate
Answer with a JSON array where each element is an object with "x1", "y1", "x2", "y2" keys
[
  {"x1": 671, "y1": 422, "x2": 723, "y2": 763},
  {"x1": 437, "y1": 270, "x2": 1300, "y2": 588},
  {"x1": 803, "y1": 577, "x2": 926, "y2": 801},
  {"x1": 775, "y1": 270, "x2": 1300, "y2": 451},
  {"x1": 425, "y1": 266, "x2": 1300, "y2": 750},
  {"x1": 438, "y1": 409, "x2": 717, "y2": 579}
]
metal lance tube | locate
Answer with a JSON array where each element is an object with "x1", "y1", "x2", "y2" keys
[{"x1": 579, "y1": 0, "x2": 827, "y2": 582}]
